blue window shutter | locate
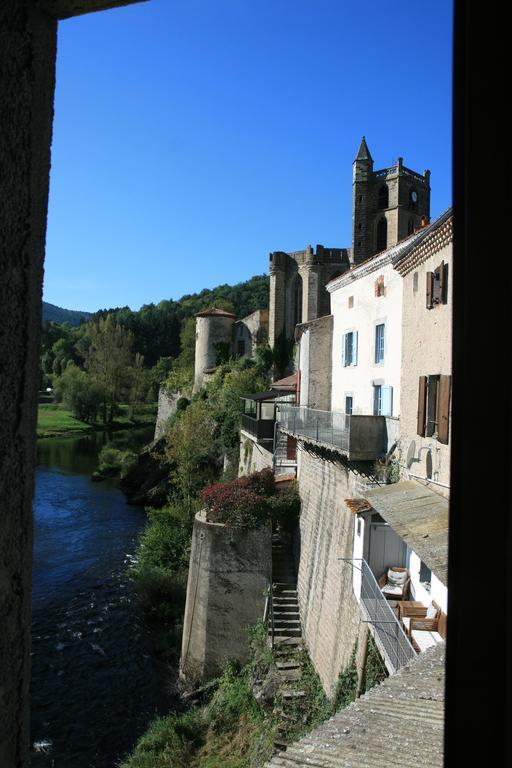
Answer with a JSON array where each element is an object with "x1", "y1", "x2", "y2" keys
[
  {"x1": 341, "y1": 334, "x2": 346, "y2": 366},
  {"x1": 353, "y1": 331, "x2": 358, "y2": 366},
  {"x1": 381, "y1": 385, "x2": 393, "y2": 416}
]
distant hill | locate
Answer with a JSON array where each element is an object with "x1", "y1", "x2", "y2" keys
[{"x1": 42, "y1": 301, "x2": 93, "y2": 327}]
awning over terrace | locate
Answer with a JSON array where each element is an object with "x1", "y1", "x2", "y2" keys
[{"x1": 363, "y1": 480, "x2": 449, "y2": 586}]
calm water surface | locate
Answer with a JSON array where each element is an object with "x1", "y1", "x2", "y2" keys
[{"x1": 31, "y1": 429, "x2": 175, "y2": 768}]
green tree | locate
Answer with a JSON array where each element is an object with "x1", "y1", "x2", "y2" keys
[
  {"x1": 84, "y1": 315, "x2": 133, "y2": 424},
  {"x1": 53, "y1": 364, "x2": 105, "y2": 423},
  {"x1": 206, "y1": 362, "x2": 268, "y2": 463},
  {"x1": 164, "y1": 399, "x2": 220, "y2": 513},
  {"x1": 128, "y1": 352, "x2": 149, "y2": 419}
]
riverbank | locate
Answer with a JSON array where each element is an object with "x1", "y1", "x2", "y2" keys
[{"x1": 37, "y1": 403, "x2": 157, "y2": 439}]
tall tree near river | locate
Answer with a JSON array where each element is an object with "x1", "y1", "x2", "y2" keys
[{"x1": 85, "y1": 315, "x2": 133, "y2": 424}]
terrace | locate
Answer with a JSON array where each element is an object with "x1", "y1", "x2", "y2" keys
[{"x1": 276, "y1": 404, "x2": 389, "y2": 461}]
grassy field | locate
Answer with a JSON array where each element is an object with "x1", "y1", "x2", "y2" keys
[{"x1": 37, "y1": 403, "x2": 157, "y2": 438}]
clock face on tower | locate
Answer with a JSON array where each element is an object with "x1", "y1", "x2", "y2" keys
[{"x1": 411, "y1": 190, "x2": 418, "y2": 203}]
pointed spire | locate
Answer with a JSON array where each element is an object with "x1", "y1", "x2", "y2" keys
[{"x1": 355, "y1": 136, "x2": 373, "y2": 162}]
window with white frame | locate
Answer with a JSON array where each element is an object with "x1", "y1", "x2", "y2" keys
[
  {"x1": 341, "y1": 331, "x2": 358, "y2": 367},
  {"x1": 373, "y1": 384, "x2": 393, "y2": 416},
  {"x1": 375, "y1": 323, "x2": 385, "y2": 364}
]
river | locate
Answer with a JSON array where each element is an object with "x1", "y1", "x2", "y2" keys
[{"x1": 31, "y1": 429, "x2": 176, "y2": 768}]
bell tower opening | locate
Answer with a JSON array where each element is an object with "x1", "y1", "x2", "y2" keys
[{"x1": 376, "y1": 217, "x2": 387, "y2": 252}]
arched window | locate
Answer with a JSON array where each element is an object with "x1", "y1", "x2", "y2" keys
[
  {"x1": 408, "y1": 218, "x2": 415, "y2": 235},
  {"x1": 378, "y1": 185, "x2": 389, "y2": 209},
  {"x1": 293, "y1": 274, "x2": 303, "y2": 326},
  {"x1": 376, "y1": 217, "x2": 387, "y2": 252}
]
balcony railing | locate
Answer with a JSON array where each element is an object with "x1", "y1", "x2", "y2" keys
[
  {"x1": 276, "y1": 405, "x2": 387, "y2": 460},
  {"x1": 354, "y1": 558, "x2": 417, "y2": 674},
  {"x1": 241, "y1": 414, "x2": 275, "y2": 442}
]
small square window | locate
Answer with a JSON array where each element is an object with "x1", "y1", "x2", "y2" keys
[{"x1": 348, "y1": 296, "x2": 354, "y2": 308}]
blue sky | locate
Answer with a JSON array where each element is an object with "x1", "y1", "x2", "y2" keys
[{"x1": 44, "y1": 0, "x2": 453, "y2": 312}]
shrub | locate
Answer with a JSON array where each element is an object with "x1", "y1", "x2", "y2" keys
[
  {"x1": 131, "y1": 504, "x2": 192, "y2": 647},
  {"x1": 97, "y1": 445, "x2": 137, "y2": 478},
  {"x1": 201, "y1": 482, "x2": 268, "y2": 528},
  {"x1": 238, "y1": 468, "x2": 275, "y2": 497},
  {"x1": 200, "y1": 470, "x2": 275, "y2": 528},
  {"x1": 268, "y1": 481, "x2": 301, "y2": 532},
  {"x1": 120, "y1": 709, "x2": 206, "y2": 768},
  {"x1": 208, "y1": 661, "x2": 261, "y2": 736},
  {"x1": 134, "y1": 505, "x2": 192, "y2": 575}
]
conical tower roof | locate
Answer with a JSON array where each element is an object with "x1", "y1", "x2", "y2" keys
[{"x1": 354, "y1": 136, "x2": 373, "y2": 162}]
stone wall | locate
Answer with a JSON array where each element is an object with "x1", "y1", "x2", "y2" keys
[
  {"x1": 0, "y1": 3, "x2": 143, "y2": 765},
  {"x1": 298, "y1": 315, "x2": 333, "y2": 410},
  {"x1": 238, "y1": 433, "x2": 274, "y2": 476},
  {"x1": 180, "y1": 511, "x2": 272, "y2": 683},
  {"x1": 296, "y1": 448, "x2": 367, "y2": 697},
  {"x1": 234, "y1": 308, "x2": 269, "y2": 358},
  {"x1": 154, "y1": 386, "x2": 181, "y2": 440}
]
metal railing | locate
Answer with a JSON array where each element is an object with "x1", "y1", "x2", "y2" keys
[
  {"x1": 263, "y1": 580, "x2": 275, "y2": 649},
  {"x1": 277, "y1": 404, "x2": 350, "y2": 452},
  {"x1": 356, "y1": 558, "x2": 416, "y2": 673}
]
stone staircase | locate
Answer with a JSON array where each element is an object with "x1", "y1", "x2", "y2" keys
[{"x1": 269, "y1": 531, "x2": 305, "y2": 752}]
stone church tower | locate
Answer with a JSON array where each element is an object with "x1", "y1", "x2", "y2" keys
[
  {"x1": 268, "y1": 138, "x2": 431, "y2": 347},
  {"x1": 352, "y1": 137, "x2": 431, "y2": 263}
]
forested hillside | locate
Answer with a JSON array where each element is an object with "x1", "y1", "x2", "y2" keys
[
  {"x1": 40, "y1": 274, "x2": 270, "y2": 423},
  {"x1": 42, "y1": 301, "x2": 93, "y2": 326}
]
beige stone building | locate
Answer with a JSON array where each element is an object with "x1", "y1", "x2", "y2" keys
[{"x1": 395, "y1": 208, "x2": 453, "y2": 496}]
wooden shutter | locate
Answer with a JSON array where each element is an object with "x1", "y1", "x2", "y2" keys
[
  {"x1": 417, "y1": 376, "x2": 427, "y2": 436},
  {"x1": 436, "y1": 262, "x2": 445, "y2": 303},
  {"x1": 426, "y1": 375, "x2": 439, "y2": 437},
  {"x1": 353, "y1": 331, "x2": 358, "y2": 366},
  {"x1": 426, "y1": 272, "x2": 434, "y2": 309},
  {"x1": 438, "y1": 375, "x2": 451, "y2": 444},
  {"x1": 442, "y1": 262, "x2": 449, "y2": 304}
]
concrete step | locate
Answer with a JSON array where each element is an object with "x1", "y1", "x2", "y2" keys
[
  {"x1": 273, "y1": 619, "x2": 301, "y2": 628},
  {"x1": 276, "y1": 660, "x2": 302, "y2": 670},
  {"x1": 271, "y1": 629, "x2": 302, "y2": 639},
  {"x1": 273, "y1": 636, "x2": 303, "y2": 647},
  {"x1": 282, "y1": 689, "x2": 306, "y2": 700},
  {"x1": 274, "y1": 613, "x2": 300, "y2": 628},
  {"x1": 279, "y1": 668, "x2": 302, "y2": 682},
  {"x1": 274, "y1": 610, "x2": 300, "y2": 619}
]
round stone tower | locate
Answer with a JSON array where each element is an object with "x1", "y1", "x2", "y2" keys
[{"x1": 193, "y1": 308, "x2": 236, "y2": 392}]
